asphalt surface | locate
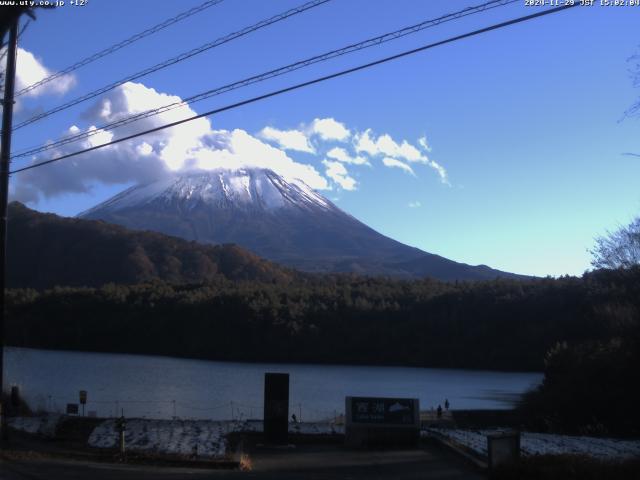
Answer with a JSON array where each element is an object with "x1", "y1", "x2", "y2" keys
[{"x1": 1, "y1": 444, "x2": 484, "y2": 480}]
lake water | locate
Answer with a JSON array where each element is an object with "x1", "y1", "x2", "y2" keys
[{"x1": 4, "y1": 347, "x2": 543, "y2": 421}]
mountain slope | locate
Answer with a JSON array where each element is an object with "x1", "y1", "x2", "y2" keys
[
  {"x1": 7, "y1": 202, "x2": 295, "y2": 289},
  {"x1": 79, "y1": 168, "x2": 523, "y2": 281}
]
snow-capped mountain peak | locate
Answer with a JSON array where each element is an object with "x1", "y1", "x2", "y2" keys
[
  {"x1": 80, "y1": 168, "x2": 333, "y2": 216},
  {"x1": 79, "y1": 167, "x2": 522, "y2": 281}
]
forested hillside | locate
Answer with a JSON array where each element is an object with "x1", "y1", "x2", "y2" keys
[{"x1": 7, "y1": 202, "x2": 295, "y2": 288}]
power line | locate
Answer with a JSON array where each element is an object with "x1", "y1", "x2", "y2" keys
[
  {"x1": 10, "y1": 3, "x2": 578, "y2": 176},
  {"x1": 11, "y1": 0, "x2": 518, "y2": 160},
  {"x1": 14, "y1": 0, "x2": 226, "y2": 97},
  {"x1": 11, "y1": 0, "x2": 332, "y2": 131}
]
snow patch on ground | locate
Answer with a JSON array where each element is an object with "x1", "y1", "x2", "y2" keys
[
  {"x1": 89, "y1": 419, "x2": 230, "y2": 457},
  {"x1": 426, "y1": 428, "x2": 640, "y2": 461},
  {"x1": 8, "y1": 415, "x2": 62, "y2": 437},
  {"x1": 88, "y1": 419, "x2": 343, "y2": 458}
]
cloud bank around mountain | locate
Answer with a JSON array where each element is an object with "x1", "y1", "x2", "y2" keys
[{"x1": 11, "y1": 80, "x2": 448, "y2": 203}]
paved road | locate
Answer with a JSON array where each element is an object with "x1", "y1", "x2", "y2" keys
[{"x1": 1, "y1": 444, "x2": 484, "y2": 480}]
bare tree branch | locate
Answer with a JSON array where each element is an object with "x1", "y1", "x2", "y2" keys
[{"x1": 590, "y1": 216, "x2": 640, "y2": 269}]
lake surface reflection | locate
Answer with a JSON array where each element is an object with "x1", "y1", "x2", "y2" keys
[{"x1": 4, "y1": 347, "x2": 542, "y2": 420}]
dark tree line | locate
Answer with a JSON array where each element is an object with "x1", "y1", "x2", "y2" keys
[{"x1": 6, "y1": 267, "x2": 639, "y2": 376}]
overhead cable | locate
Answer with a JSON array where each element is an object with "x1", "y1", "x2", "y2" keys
[
  {"x1": 11, "y1": 0, "x2": 517, "y2": 159},
  {"x1": 10, "y1": 3, "x2": 578, "y2": 176},
  {"x1": 14, "y1": 0, "x2": 226, "y2": 97},
  {"x1": 11, "y1": 0, "x2": 332, "y2": 130}
]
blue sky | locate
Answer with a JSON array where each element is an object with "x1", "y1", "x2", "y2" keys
[{"x1": 4, "y1": 0, "x2": 640, "y2": 277}]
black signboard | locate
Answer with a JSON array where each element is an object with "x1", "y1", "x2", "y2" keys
[
  {"x1": 66, "y1": 403, "x2": 79, "y2": 415},
  {"x1": 264, "y1": 373, "x2": 289, "y2": 444},
  {"x1": 79, "y1": 390, "x2": 87, "y2": 405},
  {"x1": 10, "y1": 386, "x2": 20, "y2": 407},
  {"x1": 350, "y1": 397, "x2": 415, "y2": 425}
]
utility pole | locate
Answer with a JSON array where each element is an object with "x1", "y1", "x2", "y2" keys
[{"x1": 0, "y1": 18, "x2": 19, "y2": 443}]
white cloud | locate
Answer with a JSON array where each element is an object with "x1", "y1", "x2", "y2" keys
[
  {"x1": 259, "y1": 126, "x2": 315, "y2": 153},
  {"x1": 355, "y1": 129, "x2": 448, "y2": 183},
  {"x1": 137, "y1": 142, "x2": 153, "y2": 156},
  {"x1": 85, "y1": 125, "x2": 114, "y2": 148},
  {"x1": 322, "y1": 160, "x2": 356, "y2": 190},
  {"x1": 310, "y1": 117, "x2": 350, "y2": 141},
  {"x1": 418, "y1": 136, "x2": 432, "y2": 152},
  {"x1": 9, "y1": 82, "x2": 446, "y2": 203},
  {"x1": 397, "y1": 142, "x2": 423, "y2": 162},
  {"x1": 354, "y1": 129, "x2": 378, "y2": 156},
  {"x1": 428, "y1": 159, "x2": 448, "y2": 184},
  {"x1": 377, "y1": 135, "x2": 422, "y2": 162},
  {"x1": 326, "y1": 147, "x2": 368, "y2": 165},
  {"x1": 355, "y1": 130, "x2": 421, "y2": 163},
  {"x1": 11, "y1": 81, "x2": 329, "y2": 203},
  {"x1": 192, "y1": 129, "x2": 328, "y2": 190},
  {"x1": 1, "y1": 47, "x2": 76, "y2": 98},
  {"x1": 87, "y1": 83, "x2": 256, "y2": 174},
  {"x1": 382, "y1": 157, "x2": 414, "y2": 176},
  {"x1": 408, "y1": 201, "x2": 421, "y2": 208}
]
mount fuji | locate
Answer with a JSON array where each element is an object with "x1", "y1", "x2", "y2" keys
[{"x1": 79, "y1": 168, "x2": 521, "y2": 281}]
